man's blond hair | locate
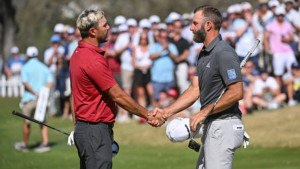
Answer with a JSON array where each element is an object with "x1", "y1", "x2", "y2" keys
[{"x1": 76, "y1": 8, "x2": 104, "y2": 39}]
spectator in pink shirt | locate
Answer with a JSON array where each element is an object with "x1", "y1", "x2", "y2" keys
[{"x1": 264, "y1": 6, "x2": 296, "y2": 90}]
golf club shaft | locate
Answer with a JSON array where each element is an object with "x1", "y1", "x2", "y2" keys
[
  {"x1": 12, "y1": 110, "x2": 70, "y2": 136},
  {"x1": 197, "y1": 39, "x2": 260, "y2": 128}
]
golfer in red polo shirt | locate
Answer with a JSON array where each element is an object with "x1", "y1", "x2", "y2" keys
[{"x1": 69, "y1": 9, "x2": 165, "y2": 169}]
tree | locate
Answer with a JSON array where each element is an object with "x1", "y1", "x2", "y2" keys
[{"x1": 0, "y1": 0, "x2": 18, "y2": 63}]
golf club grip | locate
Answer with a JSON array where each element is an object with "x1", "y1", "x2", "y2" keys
[
  {"x1": 12, "y1": 110, "x2": 70, "y2": 136},
  {"x1": 240, "y1": 39, "x2": 260, "y2": 68}
]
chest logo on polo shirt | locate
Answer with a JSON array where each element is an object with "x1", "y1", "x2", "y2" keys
[
  {"x1": 227, "y1": 69, "x2": 237, "y2": 80},
  {"x1": 206, "y1": 62, "x2": 210, "y2": 68}
]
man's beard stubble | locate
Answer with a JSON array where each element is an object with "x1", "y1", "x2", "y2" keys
[{"x1": 193, "y1": 24, "x2": 206, "y2": 43}]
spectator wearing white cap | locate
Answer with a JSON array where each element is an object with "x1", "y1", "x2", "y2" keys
[
  {"x1": 139, "y1": 18, "x2": 154, "y2": 45},
  {"x1": 264, "y1": 0, "x2": 280, "y2": 26},
  {"x1": 149, "y1": 15, "x2": 160, "y2": 31},
  {"x1": 5, "y1": 46, "x2": 25, "y2": 97},
  {"x1": 149, "y1": 15, "x2": 161, "y2": 43},
  {"x1": 15, "y1": 46, "x2": 53, "y2": 152},
  {"x1": 114, "y1": 15, "x2": 126, "y2": 27},
  {"x1": 264, "y1": 5, "x2": 296, "y2": 90},
  {"x1": 114, "y1": 23, "x2": 133, "y2": 122},
  {"x1": 44, "y1": 34, "x2": 65, "y2": 117},
  {"x1": 166, "y1": 12, "x2": 182, "y2": 38},
  {"x1": 233, "y1": 2, "x2": 260, "y2": 71},
  {"x1": 127, "y1": 18, "x2": 140, "y2": 47}
]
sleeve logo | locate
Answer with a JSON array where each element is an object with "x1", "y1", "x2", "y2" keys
[{"x1": 227, "y1": 69, "x2": 237, "y2": 80}]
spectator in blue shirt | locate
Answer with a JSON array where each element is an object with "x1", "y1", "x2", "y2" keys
[{"x1": 15, "y1": 46, "x2": 53, "y2": 153}]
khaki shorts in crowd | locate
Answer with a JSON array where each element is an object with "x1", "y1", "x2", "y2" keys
[
  {"x1": 121, "y1": 69, "x2": 133, "y2": 89},
  {"x1": 22, "y1": 100, "x2": 38, "y2": 124}
]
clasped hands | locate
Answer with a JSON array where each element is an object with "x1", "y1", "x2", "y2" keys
[
  {"x1": 147, "y1": 108, "x2": 207, "y2": 132},
  {"x1": 147, "y1": 108, "x2": 168, "y2": 127}
]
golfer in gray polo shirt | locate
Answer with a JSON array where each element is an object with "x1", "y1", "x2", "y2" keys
[{"x1": 149, "y1": 6, "x2": 244, "y2": 169}]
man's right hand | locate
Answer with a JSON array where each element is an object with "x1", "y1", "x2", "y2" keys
[{"x1": 147, "y1": 108, "x2": 169, "y2": 127}]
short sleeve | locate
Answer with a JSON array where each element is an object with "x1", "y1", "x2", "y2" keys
[
  {"x1": 169, "y1": 43, "x2": 179, "y2": 56},
  {"x1": 85, "y1": 55, "x2": 116, "y2": 91},
  {"x1": 218, "y1": 50, "x2": 242, "y2": 86}
]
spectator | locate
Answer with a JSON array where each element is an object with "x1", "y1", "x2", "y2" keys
[
  {"x1": 114, "y1": 24, "x2": 132, "y2": 122},
  {"x1": 139, "y1": 18, "x2": 155, "y2": 45},
  {"x1": 283, "y1": 61, "x2": 300, "y2": 106},
  {"x1": 6, "y1": 46, "x2": 25, "y2": 97},
  {"x1": 44, "y1": 34, "x2": 65, "y2": 117},
  {"x1": 127, "y1": 18, "x2": 140, "y2": 47},
  {"x1": 233, "y1": 3, "x2": 260, "y2": 71},
  {"x1": 220, "y1": 12, "x2": 236, "y2": 47},
  {"x1": 149, "y1": 23, "x2": 178, "y2": 105},
  {"x1": 181, "y1": 13, "x2": 194, "y2": 44},
  {"x1": 252, "y1": 70, "x2": 286, "y2": 110},
  {"x1": 14, "y1": 46, "x2": 53, "y2": 152},
  {"x1": 169, "y1": 19, "x2": 190, "y2": 93},
  {"x1": 284, "y1": 0, "x2": 300, "y2": 56},
  {"x1": 264, "y1": 6, "x2": 296, "y2": 90},
  {"x1": 240, "y1": 60, "x2": 260, "y2": 113},
  {"x1": 103, "y1": 27, "x2": 121, "y2": 86},
  {"x1": 132, "y1": 32, "x2": 153, "y2": 109}
]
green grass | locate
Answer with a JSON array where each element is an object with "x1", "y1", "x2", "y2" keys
[{"x1": 1, "y1": 97, "x2": 300, "y2": 169}]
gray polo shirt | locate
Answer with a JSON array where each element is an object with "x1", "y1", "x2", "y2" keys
[{"x1": 195, "y1": 35, "x2": 242, "y2": 120}]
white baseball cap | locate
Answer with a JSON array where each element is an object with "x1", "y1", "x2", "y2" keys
[
  {"x1": 284, "y1": 0, "x2": 294, "y2": 4},
  {"x1": 275, "y1": 6, "x2": 286, "y2": 15},
  {"x1": 168, "y1": 12, "x2": 181, "y2": 22},
  {"x1": 149, "y1": 15, "x2": 161, "y2": 24},
  {"x1": 118, "y1": 24, "x2": 128, "y2": 32},
  {"x1": 166, "y1": 117, "x2": 203, "y2": 142},
  {"x1": 157, "y1": 23, "x2": 167, "y2": 31},
  {"x1": 241, "y1": 2, "x2": 252, "y2": 10},
  {"x1": 54, "y1": 23, "x2": 64, "y2": 33},
  {"x1": 268, "y1": 0, "x2": 280, "y2": 7},
  {"x1": 11, "y1": 46, "x2": 19, "y2": 54},
  {"x1": 139, "y1": 19, "x2": 151, "y2": 29},
  {"x1": 114, "y1": 15, "x2": 126, "y2": 25},
  {"x1": 26, "y1": 46, "x2": 39, "y2": 57},
  {"x1": 127, "y1": 18, "x2": 137, "y2": 27}
]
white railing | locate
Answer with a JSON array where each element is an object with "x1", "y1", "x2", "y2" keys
[{"x1": 0, "y1": 75, "x2": 24, "y2": 98}]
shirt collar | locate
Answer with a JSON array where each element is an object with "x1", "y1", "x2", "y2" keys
[
  {"x1": 78, "y1": 40, "x2": 105, "y2": 55},
  {"x1": 202, "y1": 34, "x2": 222, "y2": 53}
]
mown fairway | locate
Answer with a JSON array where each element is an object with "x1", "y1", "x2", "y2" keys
[{"x1": 1, "y1": 98, "x2": 299, "y2": 169}]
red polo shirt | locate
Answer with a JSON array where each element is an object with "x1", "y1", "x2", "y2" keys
[{"x1": 70, "y1": 41, "x2": 117, "y2": 123}]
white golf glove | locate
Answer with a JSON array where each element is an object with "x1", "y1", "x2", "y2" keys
[
  {"x1": 243, "y1": 131, "x2": 250, "y2": 149},
  {"x1": 67, "y1": 131, "x2": 74, "y2": 146}
]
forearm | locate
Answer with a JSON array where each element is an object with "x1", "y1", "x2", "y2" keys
[
  {"x1": 23, "y1": 82, "x2": 37, "y2": 95},
  {"x1": 115, "y1": 94, "x2": 148, "y2": 118},
  {"x1": 165, "y1": 84, "x2": 199, "y2": 117},
  {"x1": 70, "y1": 93, "x2": 76, "y2": 125},
  {"x1": 106, "y1": 84, "x2": 148, "y2": 118},
  {"x1": 150, "y1": 51, "x2": 162, "y2": 60},
  {"x1": 200, "y1": 82, "x2": 243, "y2": 116},
  {"x1": 177, "y1": 50, "x2": 189, "y2": 62}
]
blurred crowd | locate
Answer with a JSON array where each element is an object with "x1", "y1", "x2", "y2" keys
[{"x1": 1, "y1": 0, "x2": 300, "y2": 123}]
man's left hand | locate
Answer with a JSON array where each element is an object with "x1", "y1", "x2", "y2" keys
[{"x1": 190, "y1": 111, "x2": 206, "y2": 132}]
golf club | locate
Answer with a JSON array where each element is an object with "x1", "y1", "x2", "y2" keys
[
  {"x1": 188, "y1": 39, "x2": 260, "y2": 152},
  {"x1": 12, "y1": 110, "x2": 70, "y2": 136}
]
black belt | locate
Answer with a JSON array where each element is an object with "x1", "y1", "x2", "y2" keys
[{"x1": 76, "y1": 120, "x2": 114, "y2": 128}]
